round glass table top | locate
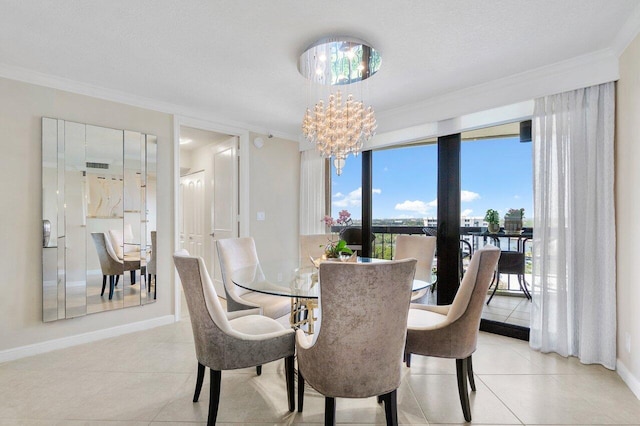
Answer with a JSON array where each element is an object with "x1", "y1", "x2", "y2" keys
[{"x1": 230, "y1": 257, "x2": 433, "y2": 299}]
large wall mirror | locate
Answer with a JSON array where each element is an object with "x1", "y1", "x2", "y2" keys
[{"x1": 42, "y1": 118, "x2": 157, "y2": 322}]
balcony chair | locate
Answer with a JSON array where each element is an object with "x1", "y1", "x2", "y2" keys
[
  {"x1": 405, "y1": 245, "x2": 501, "y2": 422},
  {"x1": 296, "y1": 259, "x2": 417, "y2": 425},
  {"x1": 338, "y1": 227, "x2": 376, "y2": 253},
  {"x1": 173, "y1": 250, "x2": 295, "y2": 425}
]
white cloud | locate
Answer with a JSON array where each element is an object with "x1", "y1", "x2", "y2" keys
[
  {"x1": 395, "y1": 200, "x2": 433, "y2": 215},
  {"x1": 461, "y1": 209, "x2": 473, "y2": 217},
  {"x1": 461, "y1": 190, "x2": 480, "y2": 202},
  {"x1": 514, "y1": 195, "x2": 521, "y2": 199},
  {"x1": 332, "y1": 187, "x2": 381, "y2": 208}
]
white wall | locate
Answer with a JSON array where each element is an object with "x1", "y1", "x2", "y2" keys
[
  {"x1": 616, "y1": 33, "x2": 640, "y2": 397},
  {"x1": 0, "y1": 77, "x2": 174, "y2": 356},
  {"x1": 248, "y1": 133, "x2": 300, "y2": 263}
]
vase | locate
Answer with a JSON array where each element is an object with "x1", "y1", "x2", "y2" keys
[{"x1": 488, "y1": 222, "x2": 500, "y2": 233}]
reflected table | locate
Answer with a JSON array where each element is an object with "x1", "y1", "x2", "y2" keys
[{"x1": 231, "y1": 257, "x2": 434, "y2": 332}]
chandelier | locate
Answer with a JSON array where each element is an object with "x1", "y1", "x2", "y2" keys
[{"x1": 299, "y1": 37, "x2": 381, "y2": 175}]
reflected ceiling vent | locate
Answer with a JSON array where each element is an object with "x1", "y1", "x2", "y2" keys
[
  {"x1": 86, "y1": 162, "x2": 109, "y2": 169},
  {"x1": 180, "y1": 167, "x2": 191, "y2": 176}
]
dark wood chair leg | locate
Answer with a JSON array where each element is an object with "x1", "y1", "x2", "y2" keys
[
  {"x1": 101, "y1": 275, "x2": 107, "y2": 296},
  {"x1": 285, "y1": 355, "x2": 295, "y2": 412},
  {"x1": 298, "y1": 370, "x2": 305, "y2": 413},
  {"x1": 193, "y1": 362, "x2": 205, "y2": 402},
  {"x1": 153, "y1": 275, "x2": 157, "y2": 299},
  {"x1": 382, "y1": 389, "x2": 398, "y2": 426},
  {"x1": 456, "y1": 358, "x2": 472, "y2": 422},
  {"x1": 377, "y1": 395, "x2": 383, "y2": 404},
  {"x1": 467, "y1": 355, "x2": 476, "y2": 391},
  {"x1": 405, "y1": 352, "x2": 412, "y2": 367},
  {"x1": 115, "y1": 275, "x2": 120, "y2": 287},
  {"x1": 324, "y1": 396, "x2": 336, "y2": 426},
  {"x1": 108, "y1": 276, "x2": 115, "y2": 300},
  {"x1": 130, "y1": 270, "x2": 136, "y2": 284},
  {"x1": 208, "y1": 369, "x2": 221, "y2": 426},
  {"x1": 256, "y1": 365, "x2": 262, "y2": 376}
]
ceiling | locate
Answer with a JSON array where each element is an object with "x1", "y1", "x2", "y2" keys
[{"x1": 2, "y1": 1, "x2": 639, "y2": 140}]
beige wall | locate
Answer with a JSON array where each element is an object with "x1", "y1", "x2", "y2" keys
[
  {"x1": 248, "y1": 133, "x2": 300, "y2": 263},
  {"x1": 616, "y1": 34, "x2": 640, "y2": 390},
  {"x1": 0, "y1": 77, "x2": 174, "y2": 352}
]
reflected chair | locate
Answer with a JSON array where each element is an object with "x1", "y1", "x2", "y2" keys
[
  {"x1": 108, "y1": 224, "x2": 141, "y2": 284},
  {"x1": 394, "y1": 234, "x2": 436, "y2": 303},
  {"x1": 299, "y1": 233, "x2": 333, "y2": 265},
  {"x1": 91, "y1": 232, "x2": 139, "y2": 300},
  {"x1": 173, "y1": 250, "x2": 295, "y2": 425},
  {"x1": 146, "y1": 231, "x2": 157, "y2": 299},
  {"x1": 296, "y1": 259, "x2": 417, "y2": 425},
  {"x1": 216, "y1": 237, "x2": 291, "y2": 319},
  {"x1": 405, "y1": 245, "x2": 501, "y2": 422}
]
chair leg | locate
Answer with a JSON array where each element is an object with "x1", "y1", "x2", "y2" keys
[
  {"x1": 285, "y1": 355, "x2": 295, "y2": 412},
  {"x1": 256, "y1": 365, "x2": 262, "y2": 376},
  {"x1": 405, "y1": 352, "x2": 412, "y2": 367},
  {"x1": 381, "y1": 389, "x2": 398, "y2": 426},
  {"x1": 456, "y1": 358, "x2": 472, "y2": 422},
  {"x1": 486, "y1": 271, "x2": 499, "y2": 305},
  {"x1": 130, "y1": 270, "x2": 136, "y2": 284},
  {"x1": 467, "y1": 355, "x2": 476, "y2": 391},
  {"x1": 297, "y1": 370, "x2": 305, "y2": 413},
  {"x1": 108, "y1": 276, "x2": 115, "y2": 300},
  {"x1": 377, "y1": 395, "x2": 383, "y2": 404},
  {"x1": 101, "y1": 275, "x2": 107, "y2": 296},
  {"x1": 115, "y1": 274, "x2": 120, "y2": 287},
  {"x1": 208, "y1": 369, "x2": 221, "y2": 426},
  {"x1": 193, "y1": 362, "x2": 205, "y2": 402},
  {"x1": 324, "y1": 397, "x2": 336, "y2": 426},
  {"x1": 154, "y1": 275, "x2": 157, "y2": 299}
]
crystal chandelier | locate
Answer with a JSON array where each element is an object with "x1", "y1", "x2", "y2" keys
[{"x1": 299, "y1": 37, "x2": 381, "y2": 175}]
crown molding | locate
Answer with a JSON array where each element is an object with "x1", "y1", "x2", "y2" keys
[{"x1": 0, "y1": 62, "x2": 300, "y2": 142}]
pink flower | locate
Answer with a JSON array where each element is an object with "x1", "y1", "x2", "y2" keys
[
  {"x1": 322, "y1": 215, "x2": 335, "y2": 226},
  {"x1": 337, "y1": 210, "x2": 351, "y2": 225}
]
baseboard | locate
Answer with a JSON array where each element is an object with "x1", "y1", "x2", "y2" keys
[
  {"x1": 617, "y1": 358, "x2": 640, "y2": 400},
  {"x1": 0, "y1": 315, "x2": 175, "y2": 364}
]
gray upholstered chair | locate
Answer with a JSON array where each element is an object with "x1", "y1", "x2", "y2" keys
[
  {"x1": 405, "y1": 245, "x2": 501, "y2": 422},
  {"x1": 91, "y1": 232, "x2": 138, "y2": 300},
  {"x1": 296, "y1": 259, "x2": 417, "y2": 425},
  {"x1": 394, "y1": 234, "x2": 436, "y2": 302},
  {"x1": 146, "y1": 231, "x2": 157, "y2": 299},
  {"x1": 173, "y1": 250, "x2": 295, "y2": 425},
  {"x1": 216, "y1": 237, "x2": 290, "y2": 319}
]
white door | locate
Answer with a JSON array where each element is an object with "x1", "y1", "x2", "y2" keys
[
  {"x1": 210, "y1": 137, "x2": 238, "y2": 296},
  {"x1": 180, "y1": 171, "x2": 205, "y2": 259}
]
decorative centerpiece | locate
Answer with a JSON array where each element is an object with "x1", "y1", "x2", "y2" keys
[
  {"x1": 504, "y1": 208, "x2": 524, "y2": 234},
  {"x1": 323, "y1": 239, "x2": 353, "y2": 259},
  {"x1": 484, "y1": 209, "x2": 501, "y2": 233}
]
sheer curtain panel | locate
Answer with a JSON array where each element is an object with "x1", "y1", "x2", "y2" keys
[
  {"x1": 531, "y1": 82, "x2": 616, "y2": 369},
  {"x1": 300, "y1": 150, "x2": 326, "y2": 235}
]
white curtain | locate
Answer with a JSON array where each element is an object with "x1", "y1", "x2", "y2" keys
[
  {"x1": 300, "y1": 149, "x2": 326, "y2": 235},
  {"x1": 531, "y1": 82, "x2": 616, "y2": 369}
]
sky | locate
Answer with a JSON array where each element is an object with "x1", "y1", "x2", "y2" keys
[{"x1": 330, "y1": 136, "x2": 533, "y2": 222}]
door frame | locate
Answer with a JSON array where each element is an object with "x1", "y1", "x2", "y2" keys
[{"x1": 173, "y1": 115, "x2": 250, "y2": 321}]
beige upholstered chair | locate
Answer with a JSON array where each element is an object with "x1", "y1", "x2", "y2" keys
[
  {"x1": 91, "y1": 232, "x2": 138, "y2": 300},
  {"x1": 173, "y1": 250, "x2": 295, "y2": 425},
  {"x1": 146, "y1": 231, "x2": 157, "y2": 299},
  {"x1": 296, "y1": 259, "x2": 417, "y2": 425},
  {"x1": 299, "y1": 233, "x2": 333, "y2": 266},
  {"x1": 394, "y1": 235, "x2": 436, "y2": 302},
  {"x1": 216, "y1": 237, "x2": 291, "y2": 319},
  {"x1": 405, "y1": 245, "x2": 501, "y2": 422}
]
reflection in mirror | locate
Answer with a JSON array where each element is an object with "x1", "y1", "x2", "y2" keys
[
  {"x1": 143, "y1": 135, "x2": 157, "y2": 304},
  {"x1": 42, "y1": 118, "x2": 157, "y2": 321}
]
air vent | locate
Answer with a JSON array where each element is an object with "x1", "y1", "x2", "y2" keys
[{"x1": 86, "y1": 162, "x2": 109, "y2": 169}]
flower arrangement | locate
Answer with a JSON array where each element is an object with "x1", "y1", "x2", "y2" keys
[
  {"x1": 505, "y1": 208, "x2": 525, "y2": 219},
  {"x1": 323, "y1": 239, "x2": 353, "y2": 259},
  {"x1": 484, "y1": 209, "x2": 500, "y2": 225},
  {"x1": 322, "y1": 209, "x2": 353, "y2": 227}
]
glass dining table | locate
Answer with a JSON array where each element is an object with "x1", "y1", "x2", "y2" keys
[{"x1": 230, "y1": 257, "x2": 434, "y2": 332}]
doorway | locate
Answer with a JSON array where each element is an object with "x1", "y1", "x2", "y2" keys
[{"x1": 178, "y1": 126, "x2": 238, "y2": 297}]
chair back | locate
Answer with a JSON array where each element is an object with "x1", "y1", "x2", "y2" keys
[
  {"x1": 298, "y1": 259, "x2": 417, "y2": 398},
  {"x1": 147, "y1": 231, "x2": 157, "y2": 275},
  {"x1": 173, "y1": 250, "x2": 235, "y2": 369},
  {"x1": 299, "y1": 234, "x2": 332, "y2": 266},
  {"x1": 394, "y1": 235, "x2": 436, "y2": 282},
  {"x1": 216, "y1": 237, "x2": 259, "y2": 298},
  {"x1": 91, "y1": 232, "x2": 123, "y2": 275}
]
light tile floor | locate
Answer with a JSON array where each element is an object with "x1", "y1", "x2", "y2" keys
[
  {"x1": 1, "y1": 304, "x2": 638, "y2": 425},
  {"x1": 482, "y1": 294, "x2": 531, "y2": 328}
]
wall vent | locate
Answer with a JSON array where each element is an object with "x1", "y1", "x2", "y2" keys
[{"x1": 86, "y1": 162, "x2": 109, "y2": 169}]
